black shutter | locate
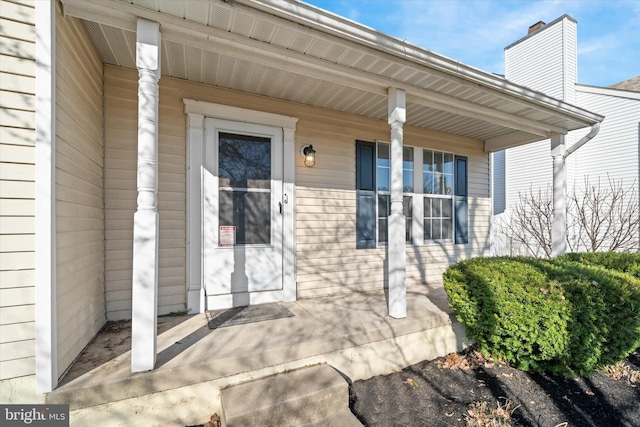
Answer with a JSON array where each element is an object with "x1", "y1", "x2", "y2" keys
[
  {"x1": 356, "y1": 140, "x2": 376, "y2": 249},
  {"x1": 454, "y1": 156, "x2": 468, "y2": 244}
]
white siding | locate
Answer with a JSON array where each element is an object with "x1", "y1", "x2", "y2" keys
[
  {"x1": 570, "y1": 87, "x2": 640, "y2": 191},
  {"x1": 103, "y1": 66, "x2": 490, "y2": 310},
  {"x1": 54, "y1": 10, "x2": 105, "y2": 376},
  {"x1": 0, "y1": 0, "x2": 36, "y2": 380},
  {"x1": 492, "y1": 150, "x2": 505, "y2": 214},
  {"x1": 504, "y1": 139, "x2": 553, "y2": 207},
  {"x1": 564, "y1": 20, "x2": 578, "y2": 105},
  {"x1": 496, "y1": 16, "x2": 639, "y2": 255},
  {"x1": 506, "y1": 23, "x2": 564, "y2": 98}
]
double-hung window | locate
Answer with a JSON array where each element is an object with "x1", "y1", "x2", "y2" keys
[
  {"x1": 376, "y1": 143, "x2": 413, "y2": 244},
  {"x1": 423, "y1": 150, "x2": 454, "y2": 242},
  {"x1": 356, "y1": 140, "x2": 468, "y2": 248}
]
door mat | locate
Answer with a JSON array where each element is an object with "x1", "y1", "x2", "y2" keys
[{"x1": 206, "y1": 303, "x2": 294, "y2": 329}]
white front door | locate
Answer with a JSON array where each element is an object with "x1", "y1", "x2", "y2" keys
[{"x1": 203, "y1": 118, "x2": 284, "y2": 309}]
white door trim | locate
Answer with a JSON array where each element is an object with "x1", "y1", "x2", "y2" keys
[{"x1": 184, "y1": 99, "x2": 298, "y2": 313}]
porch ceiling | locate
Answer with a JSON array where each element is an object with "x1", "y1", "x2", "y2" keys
[{"x1": 61, "y1": 0, "x2": 604, "y2": 151}]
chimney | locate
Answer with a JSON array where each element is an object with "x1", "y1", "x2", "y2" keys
[{"x1": 528, "y1": 21, "x2": 546, "y2": 34}]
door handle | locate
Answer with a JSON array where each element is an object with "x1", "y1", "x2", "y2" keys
[{"x1": 279, "y1": 201, "x2": 283, "y2": 215}]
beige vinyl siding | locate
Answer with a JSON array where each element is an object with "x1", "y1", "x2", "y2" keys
[
  {"x1": 54, "y1": 9, "x2": 105, "y2": 374},
  {"x1": 296, "y1": 123, "x2": 490, "y2": 298},
  {"x1": 103, "y1": 65, "x2": 490, "y2": 310},
  {"x1": 0, "y1": 0, "x2": 36, "y2": 380},
  {"x1": 104, "y1": 66, "x2": 187, "y2": 320}
]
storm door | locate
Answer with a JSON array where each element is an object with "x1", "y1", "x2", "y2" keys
[{"x1": 203, "y1": 118, "x2": 283, "y2": 308}]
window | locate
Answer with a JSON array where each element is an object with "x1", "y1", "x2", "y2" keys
[
  {"x1": 376, "y1": 143, "x2": 413, "y2": 244},
  {"x1": 356, "y1": 141, "x2": 468, "y2": 248},
  {"x1": 423, "y1": 149, "x2": 454, "y2": 242}
]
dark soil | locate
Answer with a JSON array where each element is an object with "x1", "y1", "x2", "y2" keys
[{"x1": 349, "y1": 347, "x2": 640, "y2": 427}]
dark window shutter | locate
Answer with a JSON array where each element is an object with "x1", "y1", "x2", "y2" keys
[
  {"x1": 454, "y1": 155, "x2": 468, "y2": 244},
  {"x1": 356, "y1": 140, "x2": 376, "y2": 248}
]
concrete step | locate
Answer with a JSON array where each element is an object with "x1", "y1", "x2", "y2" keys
[{"x1": 221, "y1": 364, "x2": 359, "y2": 427}]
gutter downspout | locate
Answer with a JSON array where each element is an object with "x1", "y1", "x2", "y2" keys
[{"x1": 564, "y1": 123, "x2": 601, "y2": 160}]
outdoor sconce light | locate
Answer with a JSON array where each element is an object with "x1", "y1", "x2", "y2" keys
[{"x1": 301, "y1": 144, "x2": 316, "y2": 167}]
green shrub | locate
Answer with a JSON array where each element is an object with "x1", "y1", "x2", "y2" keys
[
  {"x1": 443, "y1": 254, "x2": 640, "y2": 376},
  {"x1": 559, "y1": 252, "x2": 640, "y2": 278}
]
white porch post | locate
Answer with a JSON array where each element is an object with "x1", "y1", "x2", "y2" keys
[
  {"x1": 132, "y1": 18, "x2": 161, "y2": 372},
  {"x1": 388, "y1": 88, "x2": 407, "y2": 319},
  {"x1": 551, "y1": 134, "x2": 567, "y2": 257},
  {"x1": 34, "y1": 0, "x2": 57, "y2": 393}
]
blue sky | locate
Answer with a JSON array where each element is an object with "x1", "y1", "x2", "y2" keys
[{"x1": 305, "y1": 0, "x2": 640, "y2": 87}]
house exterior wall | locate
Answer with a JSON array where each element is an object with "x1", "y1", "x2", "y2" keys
[
  {"x1": 502, "y1": 16, "x2": 577, "y2": 211},
  {"x1": 494, "y1": 15, "x2": 639, "y2": 255},
  {"x1": 104, "y1": 66, "x2": 187, "y2": 321},
  {"x1": 504, "y1": 15, "x2": 577, "y2": 103},
  {"x1": 54, "y1": 8, "x2": 105, "y2": 376},
  {"x1": 0, "y1": 0, "x2": 37, "y2": 380},
  {"x1": 569, "y1": 86, "x2": 640, "y2": 192},
  {"x1": 103, "y1": 65, "x2": 490, "y2": 318}
]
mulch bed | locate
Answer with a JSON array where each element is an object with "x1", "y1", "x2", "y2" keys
[{"x1": 349, "y1": 347, "x2": 640, "y2": 427}]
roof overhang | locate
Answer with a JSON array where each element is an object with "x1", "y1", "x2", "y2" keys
[{"x1": 60, "y1": 0, "x2": 604, "y2": 151}]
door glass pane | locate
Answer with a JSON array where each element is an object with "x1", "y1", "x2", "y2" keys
[
  {"x1": 219, "y1": 132, "x2": 271, "y2": 245},
  {"x1": 219, "y1": 133, "x2": 271, "y2": 189}
]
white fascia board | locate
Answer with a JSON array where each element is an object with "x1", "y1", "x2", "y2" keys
[
  {"x1": 576, "y1": 84, "x2": 640, "y2": 101},
  {"x1": 61, "y1": 0, "x2": 602, "y2": 131}
]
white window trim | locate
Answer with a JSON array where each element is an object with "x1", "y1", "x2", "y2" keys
[{"x1": 183, "y1": 99, "x2": 298, "y2": 313}]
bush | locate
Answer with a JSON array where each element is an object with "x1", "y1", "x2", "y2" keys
[
  {"x1": 559, "y1": 252, "x2": 640, "y2": 278},
  {"x1": 443, "y1": 254, "x2": 640, "y2": 376}
]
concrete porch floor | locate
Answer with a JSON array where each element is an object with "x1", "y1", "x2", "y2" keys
[{"x1": 49, "y1": 286, "x2": 469, "y2": 425}]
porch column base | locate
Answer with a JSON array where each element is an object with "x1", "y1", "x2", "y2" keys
[
  {"x1": 388, "y1": 212, "x2": 407, "y2": 318},
  {"x1": 131, "y1": 210, "x2": 159, "y2": 372}
]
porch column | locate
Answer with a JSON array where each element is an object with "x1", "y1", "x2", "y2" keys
[
  {"x1": 132, "y1": 18, "x2": 161, "y2": 372},
  {"x1": 186, "y1": 112, "x2": 205, "y2": 314},
  {"x1": 551, "y1": 134, "x2": 567, "y2": 257},
  {"x1": 34, "y1": 0, "x2": 57, "y2": 393},
  {"x1": 388, "y1": 88, "x2": 407, "y2": 319}
]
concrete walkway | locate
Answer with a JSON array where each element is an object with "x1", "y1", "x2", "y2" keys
[{"x1": 49, "y1": 286, "x2": 468, "y2": 426}]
